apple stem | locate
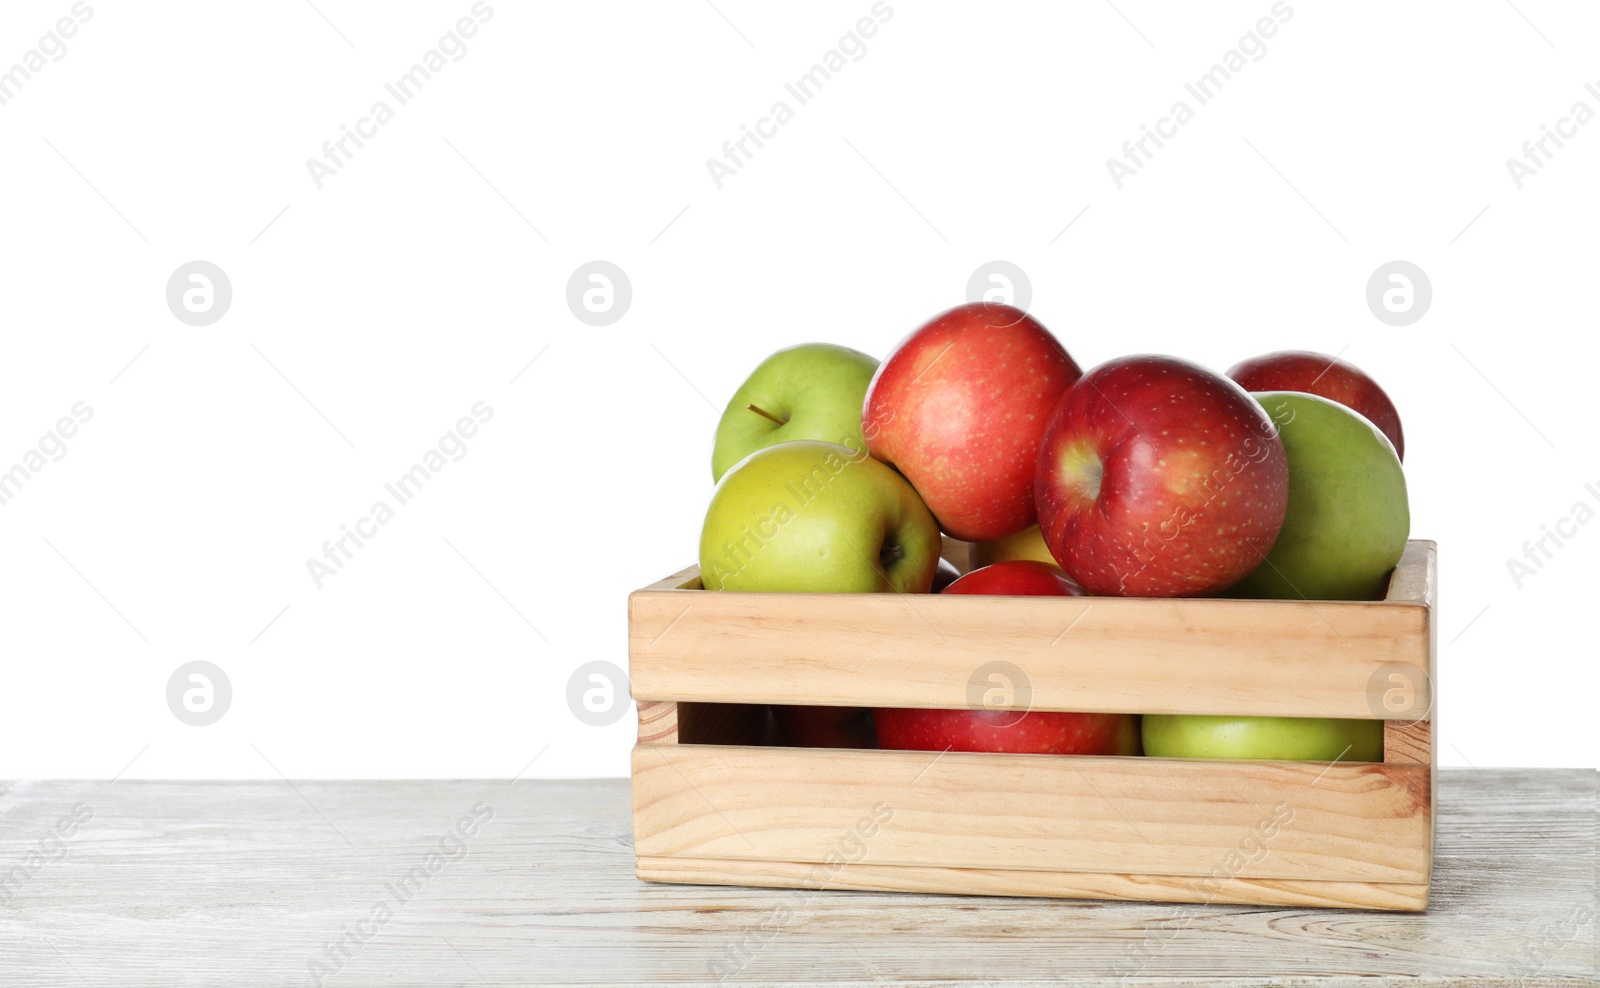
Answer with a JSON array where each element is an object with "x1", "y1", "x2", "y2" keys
[{"x1": 747, "y1": 404, "x2": 788, "y2": 426}]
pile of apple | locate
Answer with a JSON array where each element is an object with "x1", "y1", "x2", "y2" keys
[{"x1": 698, "y1": 303, "x2": 1410, "y2": 761}]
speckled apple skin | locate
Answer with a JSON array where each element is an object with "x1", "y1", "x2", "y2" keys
[
  {"x1": 862, "y1": 303, "x2": 1082, "y2": 543},
  {"x1": 1034, "y1": 355, "x2": 1289, "y2": 598},
  {"x1": 874, "y1": 707, "x2": 1141, "y2": 755},
  {"x1": 1228, "y1": 349, "x2": 1405, "y2": 461}
]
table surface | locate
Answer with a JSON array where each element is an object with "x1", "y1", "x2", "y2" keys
[{"x1": 0, "y1": 769, "x2": 1592, "y2": 987}]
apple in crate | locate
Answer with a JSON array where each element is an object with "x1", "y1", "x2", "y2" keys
[
  {"x1": 875, "y1": 560, "x2": 1138, "y2": 756},
  {"x1": 1228, "y1": 350, "x2": 1405, "y2": 460},
  {"x1": 876, "y1": 707, "x2": 1141, "y2": 755},
  {"x1": 1034, "y1": 355, "x2": 1289, "y2": 597},
  {"x1": 1230, "y1": 392, "x2": 1409, "y2": 601},
  {"x1": 862, "y1": 302, "x2": 1082, "y2": 542},
  {"x1": 942, "y1": 559, "x2": 1086, "y2": 597},
  {"x1": 969, "y1": 523, "x2": 1055, "y2": 570},
  {"x1": 699, "y1": 440, "x2": 941, "y2": 593},
  {"x1": 1143, "y1": 715, "x2": 1382, "y2": 761},
  {"x1": 712, "y1": 343, "x2": 880, "y2": 482}
]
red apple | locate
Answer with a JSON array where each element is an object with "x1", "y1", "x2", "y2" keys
[
  {"x1": 863, "y1": 303, "x2": 1082, "y2": 542},
  {"x1": 874, "y1": 558, "x2": 1131, "y2": 755},
  {"x1": 772, "y1": 705, "x2": 876, "y2": 749},
  {"x1": 1034, "y1": 355, "x2": 1289, "y2": 597},
  {"x1": 1227, "y1": 350, "x2": 1405, "y2": 460},
  {"x1": 875, "y1": 707, "x2": 1140, "y2": 755},
  {"x1": 943, "y1": 559, "x2": 1087, "y2": 597}
]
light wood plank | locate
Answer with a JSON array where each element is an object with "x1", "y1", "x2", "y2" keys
[
  {"x1": 635, "y1": 699, "x2": 679, "y2": 744},
  {"x1": 1384, "y1": 539, "x2": 1437, "y2": 606},
  {"x1": 631, "y1": 545, "x2": 1435, "y2": 721},
  {"x1": 0, "y1": 772, "x2": 1588, "y2": 986},
  {"x1": 632, "y1": 744, "x2": 1431, "y2": 884},
  {"x1": 635, "y1": 855, "x2": 1430, "y2": 911},
  {"x1": 629, "y1": 587, "x2": 1432, "y2": 721},
  {"x1": 1384, "y1": 720, "x2": 1431, "y2": 765}
]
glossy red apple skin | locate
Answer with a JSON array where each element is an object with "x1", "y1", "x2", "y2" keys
[
  {"x1": 1228, "y1": 350, "x2": 1405, "y2": 460},
  {"x1": 942, "y1": 559, "x2": 1087, "y2": 597},
  {"x1": 874, "y1": 559, "x2": 1130, "y2": 756},
  {"x1": 1034, "y1": 355, "x2": 1289, "y2": 597},
  {"x1": 772, "y1": 705, "x2": 877, "y2": 749},
  {"x1": 863, "y1": 303, "x2": 1082, "y2": 542},
  {"x1": 874, "y1": 707, "x2": 1140, "y2": 755}
]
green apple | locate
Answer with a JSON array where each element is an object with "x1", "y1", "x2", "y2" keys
[
  {"x1": 1231, "y1": 391, "x2": 1409, "y2": 600},
  {"x1": 712, "y1": 343, "x2": 879, "y2": 482},
  {"x1": 700, "y1": 440, "x2": 940, "y2": 593},
  {"x1": 1142, "y1": 715, "x2": 1383, "y2": 761},
  {"x1": 969, "y1": 523, "x2": 1057, "y2": 570}
]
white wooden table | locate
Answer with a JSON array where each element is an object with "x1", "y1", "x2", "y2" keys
[{"x1": 0, "y1": 770, "x2": 1592, "y2": 986}]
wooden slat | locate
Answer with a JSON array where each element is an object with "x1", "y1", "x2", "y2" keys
[
  {"x1": 635, "y1": 699, "x2": 679, "y2": 744},
  {"x1": 629, "y1": 543, "x2": 1436, "y2": 720},
  {"x1": 1421, "y1": 543, "x2": 1439, "y2": 863},
  {"x1": 1384, "y1": 539, "x2": 1437, "y2": 606},
  {"x1": 635, "y1": 855, "x2": 1430, "y2": 911},
  {"x1": 629, "y1": 589, "x2": 1428, "y2": 717},
  {"x1": 632, "y1": 744, "x2": 1430, "y2": 884},
  {"x1": 1384, "y1": 720, "x2": 1431, "y2": 765}
]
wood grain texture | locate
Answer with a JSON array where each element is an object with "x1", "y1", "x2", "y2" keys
[
  {"x1": 0, "y1": 771, "x2": 1588, "y2": 987},
  {"x1": 635, "y1": 699, "x2": 679, "y2": 744},
  {"x1": 632, "y1": 744, "x2": 1430, "y2": 885},
  {"x1": 634, "y1": 856, "x2": 1431, "y2": 911},
  {"x1": 628, "y1": 542, "x2": 1435, "y2": 720},
  {"x1": 1384, "y1": 720, "x2": 1431, "y2": 765}
]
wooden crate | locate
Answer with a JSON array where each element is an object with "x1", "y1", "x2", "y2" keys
[{"x1": 628, "y1": 540, "x2": 1437, "y2": 911}]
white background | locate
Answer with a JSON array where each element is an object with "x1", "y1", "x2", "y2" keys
[{"x1": 0, "y1": 1, "x2": 1594, "y2": 778}]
